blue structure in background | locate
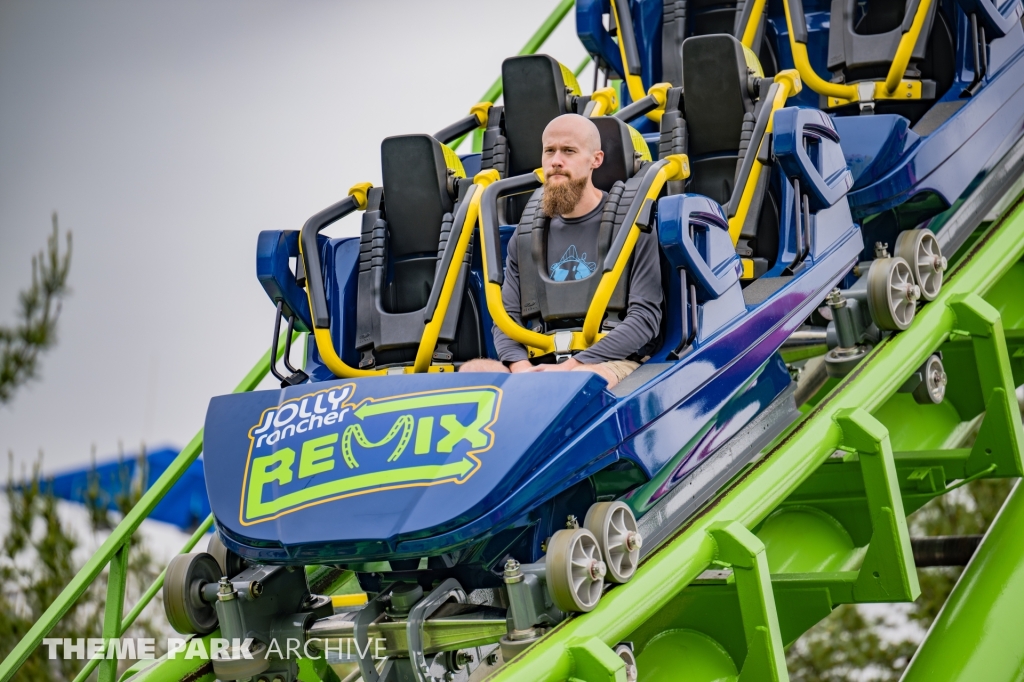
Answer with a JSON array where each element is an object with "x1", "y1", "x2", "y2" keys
[{"x1": 47, "y1": 447, "x2": 209, "y2": 531}]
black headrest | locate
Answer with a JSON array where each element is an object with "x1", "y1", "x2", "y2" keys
[
  {"x1": 590, "y1": 117, "x2": 635, "y2": 191},
  {"x1": 688, "y1": 0, "x2": 744, "y2": 36},
  {"x1": 682, "y1": 34, "x2": 755, "y2": 157},
  {"x1": 502, "y1": 55, "x2": 571, "y2": 176},
  {"x1": 380, "y1": 135, "x2": 454, "y2": 259}
]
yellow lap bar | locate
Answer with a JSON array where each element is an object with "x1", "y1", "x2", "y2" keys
[
  {"x1": 481, "y1": 158, "x2": 689, "y2": 358},
  {"x1": 348, "y1": 182, "x2": 373, "y2": 210},
  {"x1": 648, "y1": 82, "x2": 671, "y2": 109},
  {"x1": 470, "y1": 102, "x2": 492, "y2": 127},
  {"x1": 886, "y1": 0, "x2": 934, "y2": 95},
  {"x1": 582, "y1": 154, "x2": 690, "y2": 345},
  {"x1": 827, "y1": 79, "x2": 923, "y2": 107},
  {"x1": 590, "y1": 87, "x2": 619, "y2": 117},
  {"x1": 479, "y1": 170, "x2": 556, "y2": 355},
  {"x1": 412, "y1": 184, "x2": 482, "y2": 373},
  {"x1": 582, "y1": 225, "x2": 642, "y2": 345},
  {"x1": 609, "y1": 0, "x2": 661, "y2": 123},
  {"x1": 740, "y1": 0, "x2": 768, "y2": 49},
  {"x1": 301, "y1": 182, "x2": 388, "y2": 379},
  {"x1": 782, "y1": 0, "x2": 931, "y2": 103},
  {"x1": 311, "y1": 328, "x2": 385, "y2": 378},
  {"x1": 781, "y1": 0, "x2": 858, "y2": 102},
  {"x1": 728, "y1": 70, "x2": 801, "y2": 246}
]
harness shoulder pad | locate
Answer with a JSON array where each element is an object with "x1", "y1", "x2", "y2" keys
[{"x1": 517, "y1": 187, "x2": 546, "y2": 320}]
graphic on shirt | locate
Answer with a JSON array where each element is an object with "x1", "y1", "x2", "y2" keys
[{"x1": 550, "y1": 245, "x2": 597, "y2": 281}]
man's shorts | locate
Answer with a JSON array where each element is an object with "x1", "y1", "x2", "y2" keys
[{"x1": 597, "y1": 359, "x2": 640, "y2": 383}]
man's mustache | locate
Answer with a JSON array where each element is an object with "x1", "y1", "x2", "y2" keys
[{"x1": 547, "y1": 170, "x2": 573, "y2": 179}]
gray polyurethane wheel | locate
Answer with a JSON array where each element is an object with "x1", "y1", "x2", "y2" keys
[
  {"x1": 206, "y1": 532, "x2": 245, "y2": 579},
  {"x1": 163, "y1": 552, "x2": 220, "y2": 635},
  {"x1": 584, "y1": 501, "x2": 642, "y2": 584},
  {"x1": 895, "y1": 229, "x2": 946, "y2": 302},
  {"x1": 913, "y1": 354, "x2": 948, "y2": 405},
  {"x1": 867, "y1": 257, "x2": 919, "y2": 331},
  {"x1": 614, "y1": 643, "x2": 638, "y2": 682},
  {"x1": 545, "y1": 528, "x2": 606, "y2": 613}
]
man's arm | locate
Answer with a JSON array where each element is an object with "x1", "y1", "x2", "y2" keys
[
  {"x1": 574, "y1": 227, "x2": 663, "y2": 364},
  {"x1": 491, "y1": 234, "x2": 531, "y2": 364}
]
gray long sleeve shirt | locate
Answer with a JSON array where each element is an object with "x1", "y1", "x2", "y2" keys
[{"x1": 493, "y1": 196, "x2": 663, "y2": 364}]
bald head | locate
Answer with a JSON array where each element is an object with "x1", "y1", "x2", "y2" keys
[
  {"x1": 540, "y1": 114, "x2": 605, "y2": 218},
  {"x1": 542, "y1": 113, "x2": 602, "y2": 154}
]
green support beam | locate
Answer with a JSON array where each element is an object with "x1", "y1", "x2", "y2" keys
[
  {"x1": 900, "y1": 481, "x2": 1024, "y2": 681},
  {"x1": 98, "y1": 541, "x2": 130, "y2": 682},
  {"x1": 566, "y1": 637, "x2": 628, "y2": 682},
  {"x1": 711, "y1": 523, "x2": 788, "y2": 682},
  {"x1": 625, "y1": 523, "x2": 788, "y2": 682}
]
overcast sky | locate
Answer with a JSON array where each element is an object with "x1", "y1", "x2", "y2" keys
[{"x1": 0, "y1": 0, "x2": 590, "y2": 473}]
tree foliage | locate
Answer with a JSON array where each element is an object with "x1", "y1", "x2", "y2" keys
[
  {"x1": 0, "y1": 453, "x2": 166, "y2": 681},
  {"x1": 0, "y1": 213, "x2": 72, "y2": 404},
  {"x1": 0, "y1": 222, "x2": 164, "y2": 679}
]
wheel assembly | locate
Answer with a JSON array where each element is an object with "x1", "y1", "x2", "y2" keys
[
  {"x1": 206, "y1": 532, "x2": 245, "y2": 579},
  {"x1": 545, "y1": 527, "x2": 606, "y2": 612},
  {"x1": 913, "y1": 353, "x2": 948, "y2": 404},
  {"x1": 867, "y1": 257, "x2": 920, "y2": 331},
  {"x1": 162, "y1": 552, "x2": 220, "y2": 635},
  {"x1": 614, "y1": 643, "x2": 638, "y2": 682},
  {"x1": 584, "y1": 501, "x2": 642, "y2": 584},
  {"x1": 895, "y1": 229, "x2": 946, "y2": 301}
]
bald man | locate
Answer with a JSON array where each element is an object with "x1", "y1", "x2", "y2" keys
[{"x1": 461, "y1": 114, "x2": 663, "y2": 388}]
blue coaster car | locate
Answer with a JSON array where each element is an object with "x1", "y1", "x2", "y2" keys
[
  {"x1": 162, "y1": 38, "x2": 872, "y2": 682},
  {"x1": 579, "y1": 0, "x2": 1024, "y2": 255}
]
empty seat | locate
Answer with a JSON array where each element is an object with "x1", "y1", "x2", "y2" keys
[
  {"x1": 682, "y1": 34, "x2": 779, "y2": 268},
  {"x1": 662, "y1": 0, "x2": 776, "y2": 86},
  {"x1": 828, "y1": 0, "x2": 937, "y2": 84},
  {"x1": 353, "y1": 134, "x2": 481, "y2": 368},
  {"x1": 480, "y1": 55, "x2": 590, "y2": 224},
  {"x1": 824, "y1": 0, "x2": 955, "y2": 120}
]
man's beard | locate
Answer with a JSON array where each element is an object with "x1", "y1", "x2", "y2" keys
[{"x1": 542, "y1": 172, "x2": 589, "y2": 217}]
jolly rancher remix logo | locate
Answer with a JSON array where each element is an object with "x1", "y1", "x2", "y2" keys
[{"x1": 240, "y1": 384, "x2": 501, "y2": 525}]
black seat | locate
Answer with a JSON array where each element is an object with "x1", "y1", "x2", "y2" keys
[
  {"x1": 682, "y1": 34, "x2": 779, "y2": 271},
  {"x1": 661, "y1": 0, "x2": 776, "y2": 87},
  {"x1": 825, "y1": 0, "x2": 954, "y2": 120},
  {"x1": 354, "y1": 134, "x2": 481, "y2": 368},
  {"x1": 683, "y1": 35, "x2": 757, "y2": 206},
  {"x1": 480, "y1": 55, "x2": 589, "y2": 224},
  {"x1": 828, "y1": 0, "x2": 937, "y2": 83}
]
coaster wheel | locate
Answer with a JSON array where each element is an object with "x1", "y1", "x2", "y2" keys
[
  {"x1": 867, "y1": 257, "x2": 919, "y2": 331},
  {"x1": 584, "y1": 501, "x2": 642, "y2": 584},
  {"x1": 896, "y1": 229, "x2": 946, "y2": 301},
  {"x1": 207, "y1": 532, "x2": 246, "y2": 579},
  {"x1": 913, "y1": 353, "x2": 948, "y2": 405},
  {"x1": 163, "y1": 552, "x2": 220, "y2": 635},
  {"x1": 545, "y1": 528, "x2": 606, "y2": 613},
  {"x1": 614, "y1": 643, "x2": 638, "y2": 682}
]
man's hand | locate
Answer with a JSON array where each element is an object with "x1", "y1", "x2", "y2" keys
[
  {"x1": 526, "y1": 358, "x2": 620, "y2": 387},
  {"x1": 509, "y1": 360, "x2": 535, "y2": 373},
  {"x1": 526, "y1": 358, "x2": 581, "y2": 372}
]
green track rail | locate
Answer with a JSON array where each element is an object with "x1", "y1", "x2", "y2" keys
[{"x1": 5, "y1": 2, "x2": 1024, "y2": 680}]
